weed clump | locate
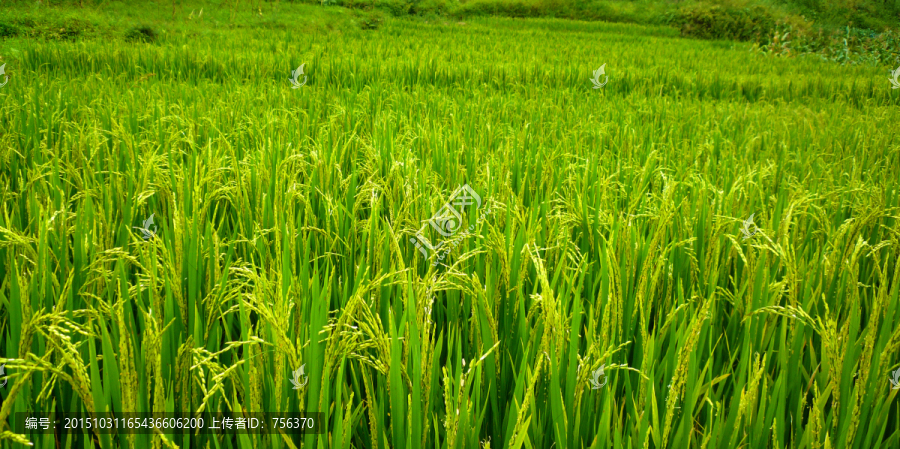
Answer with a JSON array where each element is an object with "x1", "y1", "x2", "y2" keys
[
  {"x1": 0, "y1": 22, "x2": 20, "y2": 38},
  {"x1": 755, "y1": 22, "x2": 900, "y2": 65},
  {"x1": 125, "y1": 25, "x2": 158, "y2": 43},
  {"x1": 356, "y1": 10, "x2": 386, "y2": 30},
  {"x1": 670, "y1": 5, "x2": 775, "y2": 42},
  {"x1": 0, "y1": 16, "x2": 96, "y2": 40}
]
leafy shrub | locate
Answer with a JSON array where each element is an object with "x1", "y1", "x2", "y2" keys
[
  {"x1": 408, "y1": 0, "x2": 450, "y2": 16},
  {"x1": 670, "y1": 4, "x2": 775, "y2": 43},
  {"x1": 41, "y1": 18, "x2": 94, "y2": 41},
  {"x1": 355, "y1": 10, "x2": 386, "y2": 30},
  {"x1": 756, "y1": 22, "x2": 900, "y2": 66},
  {"x1": 456, "y1": 0, "x2": 543, "y2": 18},
  {"x1": 0, "y1": 16, "x2": 95, "y2": 41},
  {"x1": 0, "y1": 22, "x2": 19, "y2": 38},
  {"x1": 125, "y1": 25, "x2": 158, "y2": 43},
  {"x1": 377, "y1": 0, "x2": 412, "y2": 16},
  {"x1": 13, "y1": 17, "x2": 36, "y2": 28},
  {"x1": 55, "y1": 26, "x2": 83, "y2": 40}
]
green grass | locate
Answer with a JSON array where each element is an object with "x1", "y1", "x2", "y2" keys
[{"x1": 1, "y1": 1, "x2": 900, "y2": 449}]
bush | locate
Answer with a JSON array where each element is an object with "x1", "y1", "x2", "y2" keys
[
  {"x1": 0, "y1": 16, "x2": 97, "y2": 41},
  {"x1": 43, "y1": 18, "x2": 94, "y2": 41},
  {"x1": 376, "y1": 0, "x2": 412, "y2": 16},
  {"x1": 125, "y1": 25, "x2": 158, "y2": 43},
  {"x1": 0, "y1": 22, "x2": 19, "y2": 38},
  {"x1": 755, "y1": 22, "x2": 900, "y2": 65},
  {"x1": 355, "y1": 10, "x2": 386, "y2": 30},
  {"x1": 670, "y1": 4, "x2": 776, "y2": 43},
  {"x1": 456, "y1": 0, "x2": 543, "y2": 18}
]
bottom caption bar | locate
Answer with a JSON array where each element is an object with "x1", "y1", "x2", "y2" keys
[{"x1": 14, "y1": 412, "x2": 325, "y2": 435}]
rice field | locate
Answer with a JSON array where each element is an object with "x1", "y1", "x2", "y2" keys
[{"x1": 1, "y1": 2, "x2": 900, "y2": 449}]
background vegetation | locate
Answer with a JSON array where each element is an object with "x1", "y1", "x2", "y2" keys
[{"x1": 1, "y1": 1, "x2": 899, "y2": 448}]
